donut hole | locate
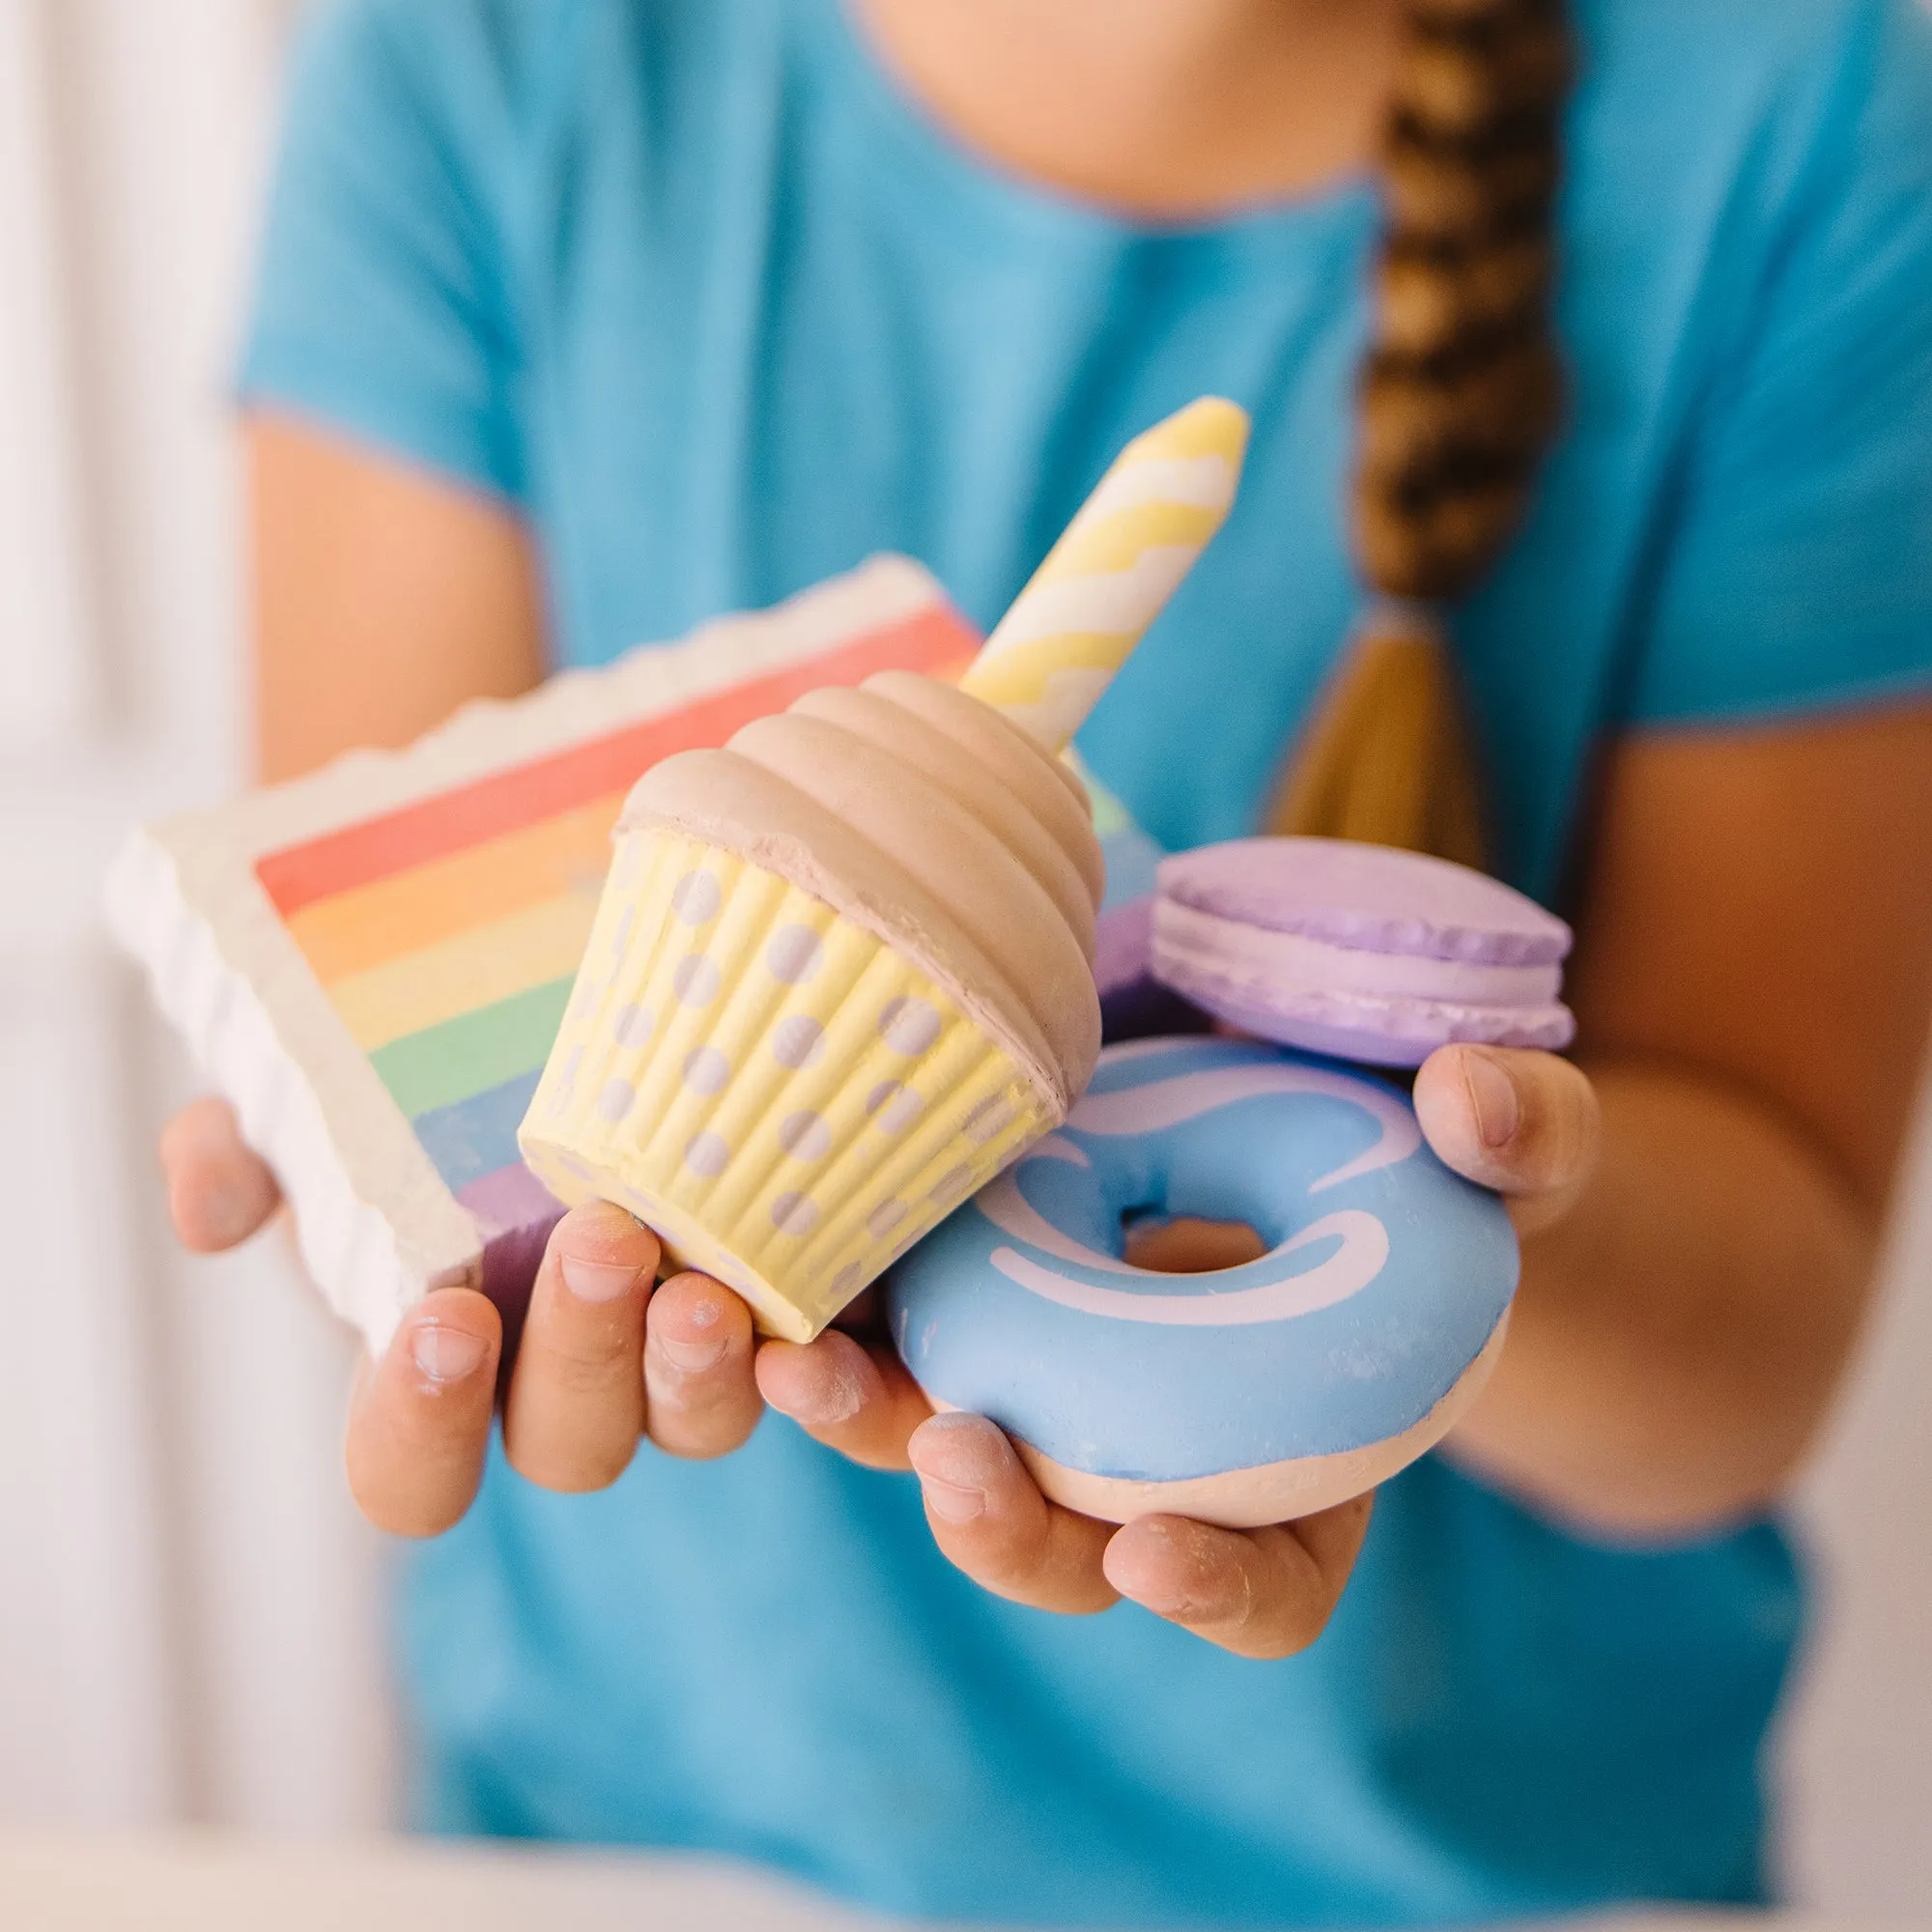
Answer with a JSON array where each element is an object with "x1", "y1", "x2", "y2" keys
[{"x1": 1121, "y1": 1213, "x2": 1269, "y2": 1275}]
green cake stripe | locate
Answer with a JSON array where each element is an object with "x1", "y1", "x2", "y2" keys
[{"x1": 370, "y1": 978, "x2": 574, "y2": 1120}]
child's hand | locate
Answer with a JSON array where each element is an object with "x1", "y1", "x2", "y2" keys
[
  {"x1": 158, "y1": 1095, "x2": 758, "y2": 1532},
  {"x1": 767, "y1": 1365, "x2": 1378, "y2": 1662},
  {"x1": 1411, "y1": 1042, "x2": 1602, "y2": 1240},
  {"x1": 756, "y1": 1039, "x2": 1597, "y2": 1658},
  {"x1": 157, "y1": 1093, "x2": 1366, "y2": 1651},
  {"x1": 156, "y1": 1039, "x2": 1593, "y2": 1657}
]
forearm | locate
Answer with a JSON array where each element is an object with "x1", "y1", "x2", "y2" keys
[
  {"x1": 1446, "y1": 1056, "x2": 1880, "y2": 1541},
  {"x1": 249, "y1": 413, "x2": 545, "y2": 782}
]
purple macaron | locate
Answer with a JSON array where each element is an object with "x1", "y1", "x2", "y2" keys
[{"x1": 1150, "y1": 838, "x2": 1576, "y2": 1067}]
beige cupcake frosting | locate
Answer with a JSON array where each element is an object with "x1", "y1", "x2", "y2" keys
[{"x1": 619, "y1": 670, "x2": 1104, "y2": 1113}]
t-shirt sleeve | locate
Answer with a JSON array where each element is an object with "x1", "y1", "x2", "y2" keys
[
  {"x1": 1622, "y1": 0, "x2": 1932, "y2": 724},
  {"x1": 239, "y1": 0, "x2": 528, "y2": 501}
]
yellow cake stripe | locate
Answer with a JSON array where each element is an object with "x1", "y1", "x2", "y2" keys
[
  {"x1": 327, "y1": 890, "x2": 601, "y2": 1051},
  {"x1": 958, "y1": 396, "x2": 1250, "y2": 752}
]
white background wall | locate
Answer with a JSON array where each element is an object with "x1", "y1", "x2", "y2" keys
[
  {"x1": 0, "y1": 0, "x2": 1925, "y2": 1910},
  {"x1": 0, "y1": 0, "x2": 390, "y2": 1834}
]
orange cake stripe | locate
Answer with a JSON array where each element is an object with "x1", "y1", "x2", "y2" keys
[{"x1": 284, "y1": 796, "x2": 620, "y2": 985}]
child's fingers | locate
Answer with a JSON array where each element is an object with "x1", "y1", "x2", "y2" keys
[
  {"x1": 754, "y1": 1329, "x2": 934, "y2": 1471},
  {"x1": 904, "y1": 1411, "x2": 1118, "y2": 1614},
  {"x1": 345, "y1": 1288, "x2": 501, "y2": 1537},
  {"x1": 643, "y1": 1271, "x2": 761, "y2": 1459},
  {"x1": 158, "y1": 1096, "x2": 282, "y2": 1252},
  {"x1": 1413, "y1": 1045, "x2": 1601, "y2": 1236},
  {"x1": 1101, "y1": 1493, "x2": 1375, "y2": 1660},
  {"x1": 501, "y1": 1201, "x2": 659, "y2": 1492}
]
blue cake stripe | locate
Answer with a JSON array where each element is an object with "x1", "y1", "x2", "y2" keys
[{"x1": 412, "y1": 1069, "x2": 543, "y2": 1192}]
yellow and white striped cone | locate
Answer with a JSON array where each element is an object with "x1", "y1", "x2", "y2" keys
[{"x1": 959, "y1": 396, "x2": 1251, "y2": 753}]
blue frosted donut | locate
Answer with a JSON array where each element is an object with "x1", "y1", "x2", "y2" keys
[{"x1": 887, "y1": 1036, "x2": 1518, "y2": 1527}]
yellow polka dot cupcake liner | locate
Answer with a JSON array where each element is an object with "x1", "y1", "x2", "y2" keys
[{"x1": 518, "y1": 830, "x2": 1055, "y2": 1343}]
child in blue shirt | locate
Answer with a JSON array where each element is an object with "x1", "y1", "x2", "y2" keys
[{"x1": 160, "y1": 0, "x2": 1932, "y2": 1920}]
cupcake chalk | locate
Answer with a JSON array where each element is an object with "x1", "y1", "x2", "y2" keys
[{"x1": 518, "y1": 399, "x2": 1252, "y2": 1340}]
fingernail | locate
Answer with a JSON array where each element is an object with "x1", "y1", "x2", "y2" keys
[
  {"x1": 658, "y1": 1330, "x2": 726, "y2": 1374},
  {"x1": 1111, "y1": 1522, "x2": 1185, "y2": 1614},
  {"x1": 411, "y1": 1323, "x2": 488, "y2": 1384},
  {"x1": 1463, "y1": 1051, "x2": 1520, "y2": 1149},
  {"x1": 919, "y1": 1474, "x2": 986, "y2": 1523},
  {"x1": 560, "y1": 1253, "x2": 641, "y2": 1303}
]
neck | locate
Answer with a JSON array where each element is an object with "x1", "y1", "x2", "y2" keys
[{"x1": 852, "y1": 0, "x2": 1401, "y2": 219}]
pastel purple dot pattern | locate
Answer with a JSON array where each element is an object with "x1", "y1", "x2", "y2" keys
[
  {"x1": 765, "y1": 924, "x2": 824, "y2": 985},
  {"x1": 879, "y1": 996, "x2": 941, "y2": 1056},
  {"x1": 596, "y1": 1078, "x2": 635, "y2": 1122},
  {"x1": 867, "y1": 1081, "x2": 923, "y2": 1134},
  {"x1": 682, "y1": 1045, "x2": 730, "y2": 1095},
  {"x1": 612, "y1": 1003, "x2": 654, "y2": 1049},
  {"x1": 779, "y1": 1111, "x2": 831, "y2": 1160},
  {"x1": 672, "y1": 953, "x2": 722, "y2": 1007},
  {"x1": 555, "y1": 1148, "x2": 601, "y2": 1182},
  {"x1": 684, "y1": 1132, "x2": 730, "y2": 1179},
  {"x1": 771, "y1": 1013, "x2": 825, "y2": 1070},
  {"x1": 671, "y1": 869, "x2": 723, "y2": 924},
  {"x1": 771, "y1": 1191, "x2": 819, "y2": 1236},
  {"x1": 550, "y1": 1044, "x2": 585, "y2": 1114}
]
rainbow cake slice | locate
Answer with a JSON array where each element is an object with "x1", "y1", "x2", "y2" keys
[{"x1": 106, "y1": 558, "x2": 978, "y2": 1351}]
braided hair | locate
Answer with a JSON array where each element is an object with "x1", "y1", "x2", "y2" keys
[{"x1": 1269, "y1": 0, "x2": 1573, "y2": 867}]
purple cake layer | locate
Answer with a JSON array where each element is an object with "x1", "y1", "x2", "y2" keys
[{"x1": 459, "y1": 1159, "x2": 565, "y2": 1237}]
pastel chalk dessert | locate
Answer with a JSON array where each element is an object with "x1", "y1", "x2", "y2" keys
[
  {"x1": 521, "y1": 399, "x2": 1253, "y2": 1343},
  {"x1": 888, "y1": 1035, "x2": 1518, "y2": 1528},
  {"x1": 105, "y1": 557, "x2": 980, "y2": 1352},
  {"x1": 518, "y1": 678, "x2": 1108, "y2": 1344},
  {"x1": 1073, "y1": 753, "x2": 1209, "y2": 1045},
  {"x1": 1151, "y1": 837, "x2": 1576, "y2": 1067}
]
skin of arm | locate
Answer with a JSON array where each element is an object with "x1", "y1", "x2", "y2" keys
[
  {"x1": 252, "y1": 413, "x2": 545, "y2": 781},
  {"x1": 1434, "y1": 710, "x2": 1932, "y2": 1538}
]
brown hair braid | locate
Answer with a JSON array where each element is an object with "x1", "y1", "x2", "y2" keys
[{"x1": 1269, "y1": 0, "x2": 1573, "y2": 867}]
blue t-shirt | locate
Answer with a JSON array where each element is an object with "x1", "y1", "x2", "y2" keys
[{"x1": 242, "y1": 0, "x2": 1932, "y2": 1921}]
